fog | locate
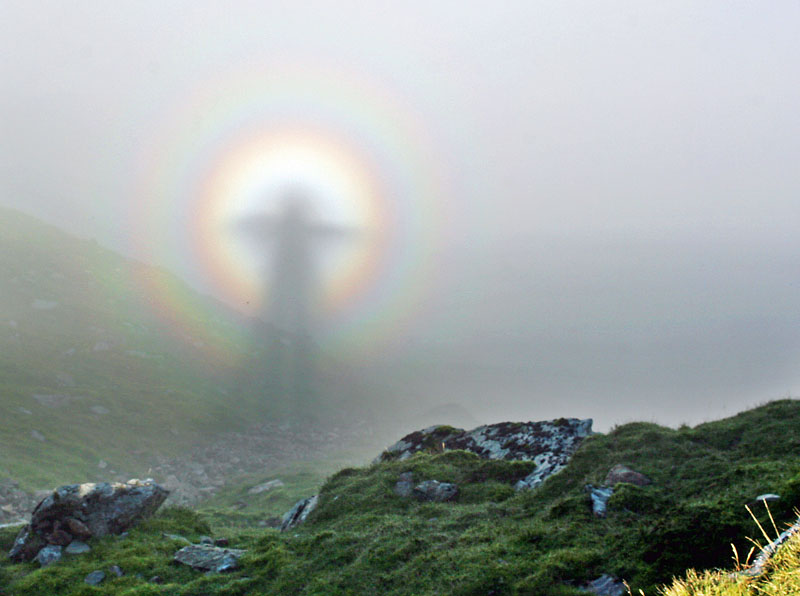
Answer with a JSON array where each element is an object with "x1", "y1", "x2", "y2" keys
[{"x1": 3, "y1": 1, "x2": 799, "y2": 431}]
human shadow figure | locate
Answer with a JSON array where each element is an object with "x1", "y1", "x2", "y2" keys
[{"x1": 237, "y1": 191, "x2": 356, "y2": 421}]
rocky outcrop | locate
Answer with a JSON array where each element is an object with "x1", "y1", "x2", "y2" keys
[
  {"x1": 174, "y1": 544, "x2": 245, "y2": 573},
  {"x1": 379, "y1": 418, "x2": 593, "y2": 491},
  {"x1": 413, "y1": 480, "x2": 458, "y2": 502},
  {"x1": 8, "y1": 478, "x2": 167, "y2": 562},
  {"x1": 281, "y1": 495, "x2": 319, "y2": 531}
]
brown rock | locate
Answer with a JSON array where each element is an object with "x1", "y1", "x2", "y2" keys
[
  {"x1": 65, "y1": 517, "x2": 92, "y2": 540},
  {"x1": 47, "y1": 528, "x2": 73, "y2": 546},
  {"x1": 604, "y1": 464, "x2": 651, "y2": 487}
]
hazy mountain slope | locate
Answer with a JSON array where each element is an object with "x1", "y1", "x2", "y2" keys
[{"x1": 0, "y1": 207, "x2": 270, "y2": 488}]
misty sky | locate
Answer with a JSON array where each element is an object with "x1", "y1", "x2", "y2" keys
[{"x1": 2, "y1": 1, "x2": 799, "y2": 430}]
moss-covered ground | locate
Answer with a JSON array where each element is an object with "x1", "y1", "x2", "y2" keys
[{"x1": 2, "y1": 400, "x2": 800, "y2": 595}]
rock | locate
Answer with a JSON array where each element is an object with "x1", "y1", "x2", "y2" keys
[
  {"x1": 149, "y1": 575, "x2": 164, "y2": 584},
  {"x1": 604, "y1": 464, "x2": 651, "y2": 487},
  {"x1": 281, "y1": 495, "x2": 319, "y2": 531},
  {"x1": 588, "y1": 485, "x2": 614, "y2": 517},
  {"x1": 30, "y1": 430, "x2": 45, "y2": 442},
  {"x1": 35, "y1": 544, "x2": 62, "y2": 567},
  {"x1": 8, "y1": 478, "x2": 167, "y2": 562},
  {"x1": 393, "y1": 472, "x2": 415, "y2": 497},
  {"x1": 742, "y1": 516, "x2": 800, "y2": 576},
  {"x1": 109, "y1": 564, "x2": 124, "y2": 577},
  {"x1": 8, "y1": 525, "x2": 45, "y2": 562},
  {"x1": 584, "y1": 573, "x2": 627, "y2": 596},
  {"x1": 84, "y1": 570, "x2": 105, "y2": 585},
  {"x1": 378, "y1": 418, "x2": 593, "y2": 492},
  {"x1": 753, "y1": 493, "x2": 780, "y2": 504},
  {"x1": 174, "y1": 544, "x2": 246, "y2": 573},
  {"x1": 413, "y1": 480, "x2": 459, "y2": 502},
  {"x1": 64, "y1": 517, "x2": 92, "y2": 540},
  {"x1": 199, "y1": 535, "x2": 214, "y2": 545},
  {"x1": 64, "y1": 540, "x2": 91, "y2": 554},
  {"x1": 90, "y1": 405, "x2": 110, "y2": 415},
  {"x1": 247, "y1": 479, "x2": 285, "y2": 495},
  {"x1": 47, "y1": 527, "x2": 73, "y2": 546}
]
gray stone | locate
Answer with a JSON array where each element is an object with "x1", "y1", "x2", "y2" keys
[
  {"x1": 109, "y1": 564, "x2": 124, "y2": 577},
  {"x1": 281, "y1": 495, "x2": 319, "y2": 531},
  {"x1": 585, "y1": 574, "x2": 626, "y2": 596},
  {"x1": 84, "y1": 570, "x2": 105, "y2": 585},
  {"x1": 413, "y1": 480, "x2": 459, "y2": 502},
  {"x1": 754, "y1": 493, "x2": 780, "y2": 503},
  {"x1": 604, "y1": 464, "x2": 651, "y2": 487},
  {"x1": 247, "y1": 479, "x2": 284, "y2": 495},
  {"x1": 64, "y1": 540, "x2": 91, "y2": 554},
  {"x1": 30, "y1": 430, "x2": 45, "y2": 442},
  {"x1": 174, "y1": 544, "x2": 245, "y2": 573},
  {"x1": 393, "y1": 472, "x2": 415, "y2": 497},
  {"x1": 199, "y1": 535, "x2": 214, "y2": 545},
  {"x1": 35, "y1": 544, "x2": 62, "y2": 567},
  {"x1": 588, "y1": 485, "x2": 614, "y2": 517}
]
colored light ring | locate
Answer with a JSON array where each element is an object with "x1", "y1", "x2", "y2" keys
[{"x1": 132, "y1": 64, "x2": 449, "y2": 360}]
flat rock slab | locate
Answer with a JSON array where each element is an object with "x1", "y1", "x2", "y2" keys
[
  {"x1": 64, "y1": 540, "x2": 91, "y2": 555},
  {"x1": 174, "y1": 544, "x2": 245, "y2": 573}
]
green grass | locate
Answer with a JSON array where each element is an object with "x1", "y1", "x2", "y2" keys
[{"x1": 3, "y1": 400, "x2": 800, "y2": 595}]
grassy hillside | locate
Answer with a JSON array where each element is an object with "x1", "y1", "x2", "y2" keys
[
  {"x1": 0, "y1": 207, "x2": 280, "y2": 489},
  {"x1": 2, "y1": 400, "x2": 799, "y2": 595}
]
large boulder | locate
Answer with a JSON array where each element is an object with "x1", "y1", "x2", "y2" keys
[
  {"x1": 9, "y1": 478, "x2": 168, "y2": 562},
  {"x1": 378, "y1": 418, "x2": 593, "y2": 491}
]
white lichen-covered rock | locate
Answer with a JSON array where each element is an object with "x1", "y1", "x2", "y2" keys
[{"x1": 378, "y1": 418, "x2": 593, "y2": 491}]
